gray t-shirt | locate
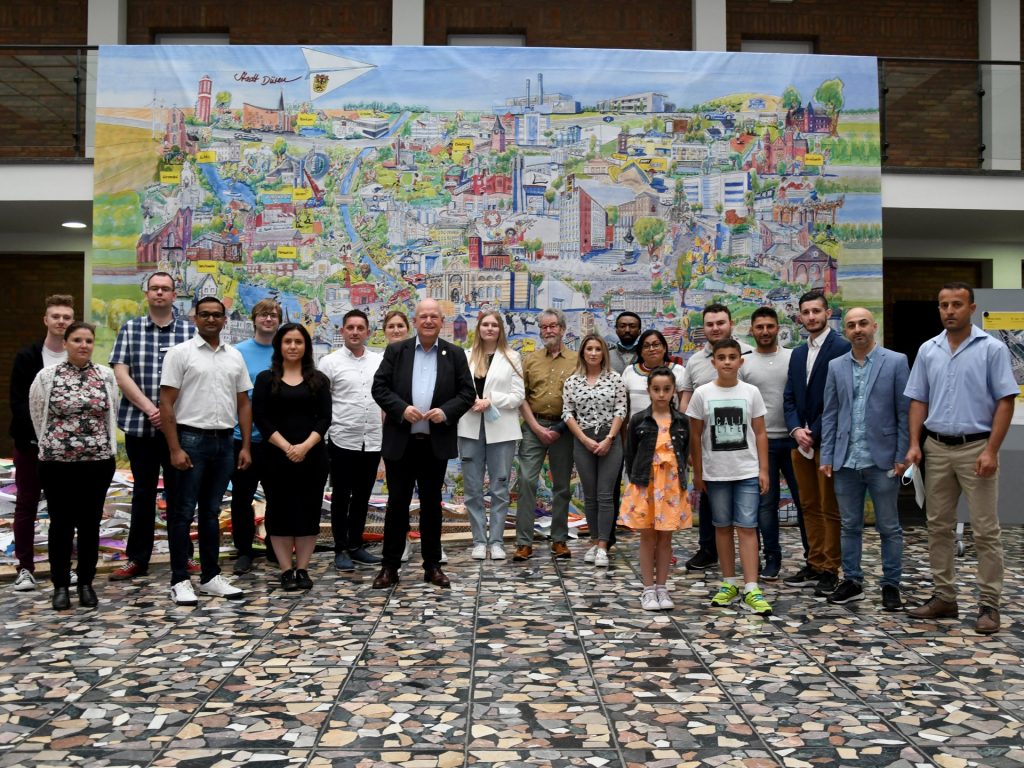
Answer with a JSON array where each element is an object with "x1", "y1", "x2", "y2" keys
[
  {"x1": 741, "y1": 347, "x2": 792, "y2": 439},
  {"x1": 681, "y1": 340, "x2": 753, "y2": 391}
]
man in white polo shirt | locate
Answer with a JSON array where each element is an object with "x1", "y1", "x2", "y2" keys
[
  {"x1": 160, "y1": 296, "x2": 253, "y2": 606},
  {"x1": 318, "y1": 309, "x2": 384, "y2": 572}
]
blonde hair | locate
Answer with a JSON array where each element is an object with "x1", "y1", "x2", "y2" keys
[
  {"x1": 575, "y1": 333, "x2": 611, "y2": 375},
  {"x1": 469, "y1": 310, "x2": 520, "y2": 378}
]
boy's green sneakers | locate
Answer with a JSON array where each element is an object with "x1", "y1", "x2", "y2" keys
[
  {"x1": 743, "y1": 588, "x2": 773, "y2": 616},
  {"x1": 710, "y1": 582, "x2": 740, "y2": 607}
]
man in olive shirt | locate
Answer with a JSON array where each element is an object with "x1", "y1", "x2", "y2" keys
[{"x1": 514, "y1": 308, "x2": 578, "y2": 561}]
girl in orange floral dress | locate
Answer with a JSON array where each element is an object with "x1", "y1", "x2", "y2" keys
[{"x1": 621, "y1": 367, "x2": 691, "y2": 611}]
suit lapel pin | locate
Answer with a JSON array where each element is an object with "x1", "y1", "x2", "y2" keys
[{"x1": 442, "y1": 350, "x2": 447, "y2": 356}]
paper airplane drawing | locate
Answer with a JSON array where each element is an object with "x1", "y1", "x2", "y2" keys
[{"x1": 302, "y1": 48, "x2": 376, "y2": 101}]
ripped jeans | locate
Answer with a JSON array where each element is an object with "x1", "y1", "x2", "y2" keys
[{"x1": 459, "y1": 421, "x2": 517, "y2": 546}]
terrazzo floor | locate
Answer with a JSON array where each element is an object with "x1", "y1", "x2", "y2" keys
[{"x1": 1, "y1": 525, "x2": 1022, "y2": 768}]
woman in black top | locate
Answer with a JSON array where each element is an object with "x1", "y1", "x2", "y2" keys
[{"x1": 252, "y1": 323, "x2": 331, "y2": 591}]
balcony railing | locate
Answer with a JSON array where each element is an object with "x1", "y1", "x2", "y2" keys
[{"x1": 0, "y1": 46, "x2": 1020, "y2": 173}]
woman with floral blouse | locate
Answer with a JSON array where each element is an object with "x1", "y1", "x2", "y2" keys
[
  {"x1": 29, "y1": 321, "x2": 119, "y2": 611},
  {"x1": 562, "y1": 334, "x2": 628, "y2": 567}
]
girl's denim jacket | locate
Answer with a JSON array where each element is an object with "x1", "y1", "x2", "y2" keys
[{"x1": 623, "y1": 406, "x2": 689, "y2": 490}]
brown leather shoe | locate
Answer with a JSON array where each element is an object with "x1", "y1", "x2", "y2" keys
[
  {"x1": 551, "y1": 541, "x2": 571, "y2": 559},
  {"x1": 424, "y1": 566, "x2": 451, "y2": 588},
  {"x1": 371, "y1": 566, "x2": 399, "y2": 590},
  {"x1": 512, "y1": 545, "x2": 533, "y2": 562},
  {"x1": 975, "y1": 606, "x2": 1000, "y2": 635},
  {"x1": 907, "y1": 595, "x2": 959, "y2": 619}
]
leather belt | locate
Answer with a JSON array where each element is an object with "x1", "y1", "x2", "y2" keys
[
  {"x1": 932, "y1": 431, "x2": 990, "y2": 446},
  {"x1": 178, "y1": 425, "x2": 233, "y2": 438}
]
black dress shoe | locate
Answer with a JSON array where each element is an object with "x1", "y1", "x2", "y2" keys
[
  {"x1": 280, "y1": 569, "x2": 300, "y2": 591},
  {"x1": 423, "y1": 566, "x2": 451, "y2": 588},
  {"x1": 52, "y1": 587, "x2": 71, "y2": 611},
  {"x1": 371, "y1": 566, "x2": 400, "y2": 590},
  {"x1": 77, "y1": 584, "x2": 98, "y2": 608}
]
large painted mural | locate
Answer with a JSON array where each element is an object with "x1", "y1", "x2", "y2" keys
[{"x1": 93, "y1": 45, "x2": 881, "y2": 359}]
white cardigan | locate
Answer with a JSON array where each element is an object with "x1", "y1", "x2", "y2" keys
[
  {"x1": 457, "y1": 348, "x2": 525, "y2": 444},
  {"x1": 29, "y1": 362, "x2": 119, "y2": 459}
]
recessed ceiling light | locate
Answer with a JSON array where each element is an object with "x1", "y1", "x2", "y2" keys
[{"x1": 62, "y1": 221, "x2": 88, "y2": 229}]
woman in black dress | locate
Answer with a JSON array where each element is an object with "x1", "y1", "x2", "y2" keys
[{"x1": 252, "y1": 323, "x2": 331, "y2": 591}]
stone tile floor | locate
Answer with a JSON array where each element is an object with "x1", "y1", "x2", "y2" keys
[{"x1": 1, "y1": 525, "x2": 1022, "y2": 768}]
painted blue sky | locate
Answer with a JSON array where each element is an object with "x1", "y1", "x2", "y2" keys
[{"x1": 98, "y1": 45, "x2": 879, "y2": 113}]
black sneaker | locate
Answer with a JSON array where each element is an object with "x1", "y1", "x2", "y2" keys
[
  {"x1": 233, "y1": 554, "x2": 253, "y2": 575},
  {"x1": 813, "y1": 572, "x2": 839, "y2": 597},
  {"x1": 349, "y1": 547, "x2": 382, "y2": 567},
  {"x1": 783, "y1": 565, "x2": 821, "y2": 587},
  {"x1": 685, "y1": 548, "x2": 718, "y2": 571},
  {"x1": 761, "y1": 554, "x2": 781, "y2": 581},
  {"x1": 881, "y1": 585, "x2": 904, "y2": 612},
  {"x1": 827, "y1": 579, "x2": 864, "y2": 604}
]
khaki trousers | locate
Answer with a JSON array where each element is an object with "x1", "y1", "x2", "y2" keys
[
  {"x1": 923, "y1": 436, "x2": 1004, "y2": 608},
  {"x1": 791, "y1": 448, "x2": 841, "y2": 574}
]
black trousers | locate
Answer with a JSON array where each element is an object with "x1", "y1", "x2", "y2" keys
[
  {"x1": 382, "y1": 436, "x2": 447, "y2": 570},
  {"x1": 230, "y1": 440, "x2": 266, "y2": 557},
  {"x1": 41, "y1": 458, "x2": 116, "y2": 588},
  {"x1": 329, "y1": 442, "x2": 381, "y2": 553},
  {"x1": 124, "y1": 432, "x2": 180, "y2": 568}
]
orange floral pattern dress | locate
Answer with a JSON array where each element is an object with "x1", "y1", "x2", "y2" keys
[{"x1": 619, "y1": 416, "x2": 691, "y2": 531}]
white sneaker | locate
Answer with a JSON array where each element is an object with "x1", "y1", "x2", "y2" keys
[
  {"x1": 439, "y1": 547, "x2": 448, "y2": 564},
  {"x1": 402, "y1": 539, "x2": 413, "y2": 562},
  {"x1": 471, "y1": 544, "x2": 487, "y2": 560},
  {"x1": 656, "y1": 586, "x2": 674, "y2": 610},
  {"x1": 170, "y1": 579, "x2": 198, "y2": 606},
  {"x1": 198, "y1": 574, "x2": 244, "y2": 600},
  {"x1": 640, "y1": 589, "x2": 661, "y2": 611},
  {"x1": 69, "y1": 570, "x2": 78, "y2": 586},
  {"x1": 594, "y1": 548, "x2": 609, "y2": 567},
  {"x1": 13, "y1": 568, "x2": 37, "y2": 592},
  {"x1": 490, "y1": 543, "x2": 506, "y2": 560},
  {"x1": 584, "y1": 545, "x2": 598, "y2": 563}
]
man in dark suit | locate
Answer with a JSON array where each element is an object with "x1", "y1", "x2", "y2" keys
[
  {"x1": 782, "y1": 290, "x2": 851, "y2": 596},
  {"x1": 371, "y1": 298, "x2": 475, "y2": 589}
]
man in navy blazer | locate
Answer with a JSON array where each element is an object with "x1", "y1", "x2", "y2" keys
[
  {"x1": 819, "y1": 308, "x2": 909, "y2": 611},
  {"x1": 782, "y1": 291, "x2": 851, "y2": 596},
  {"x1": 371, "y1": 299, "x2": 475, "y2": 589}
]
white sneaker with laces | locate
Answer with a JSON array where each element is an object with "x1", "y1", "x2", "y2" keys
[
  {"x1": 69, "y1": 570, "x2": 78, "y2": 586},
  {"x1": 640, "y1": 589, "x2": 661, "y2": 611},
  {"x1": 471, "y1": 544, "x2": 487, "y2": 560},
  {"x1": 439, "y1": 547, "x2": 448, "y2": 564},
  {"x1": 170, "y1": 579, "x2": 198, "y2": 606},
  {"x1": 13, "y1": 568, "x2": 37, "y2": 592},
  {"x1": 656, "y1": 586, "x2": 674, "y2": 610},
  {"x1": 198, "y1": 574, "x2": 244, "y2": 600},
  {"x1": 584, "y1": 545, "x2": 598, "y2": 563},
  {"x1": 594, "y1": 548, "x2": 609, "y2": 567},
  {"x1": 490, "y1": 543, "x2": 506, "y2": 560}
]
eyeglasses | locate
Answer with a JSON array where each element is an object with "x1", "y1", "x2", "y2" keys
[
  {"x1": 256, "y1": 312, "x2": 280, "y2": 319},
  {"x1": 539, "y1": 323, "x2": 561, "y2": 331},
  {"x1": 641, "y1": 342, "x2": 664, "y2": 350},
  {"x1": 197, "y1": 311, "x2": 225, "y2": 319},
  {"x1": 148, "y1": 286, "x2": 174, "y2": 293}
]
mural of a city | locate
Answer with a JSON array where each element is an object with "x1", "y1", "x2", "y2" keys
[{"x1": 93, "y1": 46, "x2": 882, "y2": 357}]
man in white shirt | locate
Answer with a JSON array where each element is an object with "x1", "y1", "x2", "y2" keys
[
  {"x1": 318, "y1": 309, "x2": 384, "y2": 572},
  {"x1": 741, "y1": 306, "x2": 804, "y2": 581},
  {"x1": 679, "y1": 302, "x2": 754, "y2": 571},
  {"x1": 161, "y1": 296, "x2": 253, "y2": 606}
]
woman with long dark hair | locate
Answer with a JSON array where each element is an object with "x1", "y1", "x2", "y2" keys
[
  {"x1": 252, "y1": 323, "x2": 331, "y2": 590},
  {"x1": 621, "y1": 329, "x2": 686, "y2": 416}
]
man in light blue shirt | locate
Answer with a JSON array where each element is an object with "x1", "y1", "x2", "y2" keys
[
  {"x1": 904, "y1": 282, "x2": 1018, "y2": 635},
  {"x1": 819, "y1": 308, "x2": 909, "y2": 611},
  {"x1": 410, "y1": 336, "x2": 439, "y2": 435}
]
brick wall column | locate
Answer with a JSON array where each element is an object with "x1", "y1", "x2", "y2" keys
[{"x1": 979, "y1": 0, "x2": 1021, "y2": 170}]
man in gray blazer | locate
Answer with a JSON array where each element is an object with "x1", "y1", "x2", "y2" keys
[{"x1": 819, "y1": 307, "x2": 910, "y2": 611}]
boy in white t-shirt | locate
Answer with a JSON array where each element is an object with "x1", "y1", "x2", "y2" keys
[{"x1": 686, "y1": 338, "x2": 772, "y2": 616}]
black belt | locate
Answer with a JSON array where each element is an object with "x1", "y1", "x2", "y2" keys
[
  {"x1": 411, "y1": 433, "x2": 430, "y2": 440},
  {"x1": 932, "y1": 431, "x2": 990, "y2": 446},
  {"x1": 179, "y1": 425, "x2": 233, "y2": 438},
  {"x1": 535, "y1": 414, "x2": 561, "y2": 422}
]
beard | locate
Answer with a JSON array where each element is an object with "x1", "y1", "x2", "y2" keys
[{"x1": 542, "y1": 335, "x2": 561, "y2": 352}]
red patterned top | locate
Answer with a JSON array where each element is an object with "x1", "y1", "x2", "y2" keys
[{"x1": 39, "y1": 362, "x2": 113, "y2": 462}]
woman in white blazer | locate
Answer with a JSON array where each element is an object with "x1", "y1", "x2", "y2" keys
[{"x1": 457, "y1": 310, "x2": 525, "y2": 560}]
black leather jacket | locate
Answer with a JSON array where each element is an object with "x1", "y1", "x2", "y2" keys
[{"x1": 624, "y1": 406, "x2": 689, "y2": 490}]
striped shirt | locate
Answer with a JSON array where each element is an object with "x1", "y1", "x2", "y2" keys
[{"x1": 109, "y1": 313, "x2": 193, "y2": 437}]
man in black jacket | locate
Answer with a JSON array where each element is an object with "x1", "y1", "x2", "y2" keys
[
  {"x1": 370, "y1": 299, "x2": 475, "y2": 589},
  {"x1": 8, "y1": 294, "x2": 74, "y2": 591}
]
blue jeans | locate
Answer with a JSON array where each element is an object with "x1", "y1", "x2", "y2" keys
[
  {"x1": 706, "y1": 477, "x2": 760, "y2": 529},
  {"x1": 168, "y1": 429, "x2": 234, "y2": 584},
  {"x1": 459, "y1": 423, "x2": 517, "y2": 546},
  {"x1": 757, "y1": 437, "x2": 804, "y2": 560},
  {"x1": 832, "y1": 465, "x2": 903, "y2": 587}
]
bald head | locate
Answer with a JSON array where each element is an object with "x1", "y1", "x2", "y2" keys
[
  {"x1": 414, "y1": 298, "x2": 443, "y2": 347},
  {"x1": 843, "y1": 307, "x2": 877, "y2": 355}
]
